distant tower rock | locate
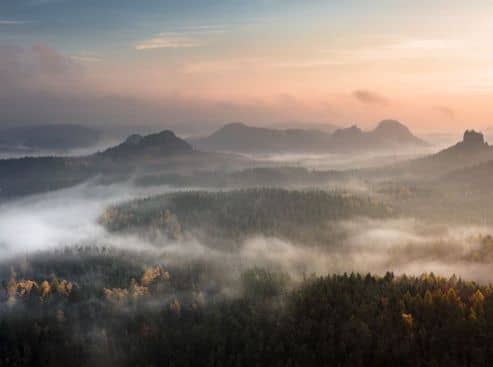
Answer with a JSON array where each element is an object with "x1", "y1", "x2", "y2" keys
[{"x1": 463, "y1": 130, "x2": 485, "y2": 146}]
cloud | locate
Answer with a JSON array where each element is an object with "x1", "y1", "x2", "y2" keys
[
  {"x1": 0, "y1": 20, "x2": 29, "y2": 25},
  {"x1": 32, "y1": 44, "x2": 75, "y2": 75},
  {"x1": 136, "y1": 33, "x2": 202, "y2": 50},
  {"x1": 0, "y1": 43, "x2": 89, "y2": 103},
  {"x1": 70, "y1": 55, "x2": 102, "y2": 63},
  {"x1": 135, "y1": 26, "x2": 225, "y2": 50},
  {"x1": 0, "y1": 181, "x2": 192, "y2": 259},
  {"x1": 0, "y1": 44, "x2": 79, "y2": 89},
  {"x1": 352, "y1": 89, "x2": 389, "y2": 106},
  {"x1": 432, "y1": 105, "x2": 456, "y2": 120}
]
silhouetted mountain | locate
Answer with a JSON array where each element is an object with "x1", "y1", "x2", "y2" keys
[
  {"x1": 190, "y1": 120, "x2": 427, "y2": 154},
  {"x1": 268, "y1": 121, "x2": 340, "y2": 133},
  {"x1": 432, "y1": 131, "x2": 493, "y2": 191},
  {"x1": 426, "y1": 130, "x2": 492, "y2": 168},
  {"x1": 384, "y1": 130, "x2": 493, "y2": 178},
  {"x1": 329, "y1": 120, "x2": 428, "y2": 152},
  {"x1": 100, "y1": 130, "x2": 193, "y2": 160},
  {"x1": 189, "y1": 122, "x2": 328, "y2": 153},
  {"x1": 370, "y1": 120, "x2": 426, "y2": 146},
  {"x1": 0, "y1": 130, "x2": 247, "y2": 198},
  {"x1": 0, "y1": 124, "x2": 100, "y2": 152}
]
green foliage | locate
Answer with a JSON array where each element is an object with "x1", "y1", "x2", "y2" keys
[
  {"x1": 102, "y1": 188, "x2": 391, "y2": 245},
  {"x1": 241, "y1": 268, "x2": 290, "y2": 301},
  {"x1": 2, "y1": 256, "x2": 493, "y2": 367}
]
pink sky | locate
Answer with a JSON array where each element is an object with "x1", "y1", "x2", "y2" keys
[{"x1": 2, "y1": 1, "x2": 493, "y2": 133}]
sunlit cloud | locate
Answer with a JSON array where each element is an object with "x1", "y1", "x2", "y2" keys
[
  {"x1": 136, "y1": 33, "x2": 202, "y2": 50},
  {"x1": 136, "y1": 26, "x2": 225, "y2": 50}
]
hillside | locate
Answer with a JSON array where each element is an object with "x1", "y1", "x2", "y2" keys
[
  {"x1": 440, "y1": 158, "x2": 493, "y2": 193},
  {"x1": 388, "y1": 130, "x2": 493, "y2": 178},
  {"x1": 368, "y1": 130, "x2": 493, "y2": 180},
  {"x1": 99, "y1": 130, "x2": 193, "y2": 160}
]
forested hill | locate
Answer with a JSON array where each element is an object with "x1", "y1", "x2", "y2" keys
[{"x1": 101, "y1": 188, "x2": 392, "y2": 244}]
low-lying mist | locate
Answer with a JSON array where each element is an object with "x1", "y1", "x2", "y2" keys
[
  {"x1": 2, "y1": 182, "x2": 493, "y2": 284},
  {"x1": 241, "y1": 148, "x2": 434, "y2": 171},
  {"x1": 0, "y1": 181, "x2": 198, "y2": 259}
]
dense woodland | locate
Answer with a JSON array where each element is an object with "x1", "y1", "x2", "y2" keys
[
  {"x1": 1, "y1": 248, "x2": 493, "y2": 367},
  {"x1": 101, "y1": 188, "x2": 392, "y2": 246}
]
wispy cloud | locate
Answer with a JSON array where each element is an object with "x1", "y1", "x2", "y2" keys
[
  {"x1": 136, "y1": 33, "x2": 202, "y2": 50},
  {"x1": 70, "y1": 54, "x2": 102, "y2": 63},
  {"x1": 432, "y1": 105, "x2": 456, "y2": 120},
  {"x1": 353, "y1": 90, "x2": 389, "y2": 106},
  {"x1": 135, "y1": 26, "x2": 225, "y2": 51},
  {"x1": 0, "y1": 20, "x2": 29, "y2": 25}
]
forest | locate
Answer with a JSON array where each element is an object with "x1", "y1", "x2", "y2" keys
[
  {"x1": 1, "y1": 247, "x2": 493, "y2": 367},
  {"x1": 101, "y1": 188, "x2": 392, "y2": 246}
]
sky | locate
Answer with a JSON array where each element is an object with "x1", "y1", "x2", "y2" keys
[{"x1": 1, "y1": 0, "x2": 493, "y2": 133}]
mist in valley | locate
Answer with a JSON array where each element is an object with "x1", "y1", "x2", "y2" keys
[{"x1": 2, "y1": 178, "x2": 493, "y2": 284}]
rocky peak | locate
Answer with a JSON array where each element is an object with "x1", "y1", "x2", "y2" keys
[{"x1": 463, "y1": 130, "x2": 485, "y2": 146}]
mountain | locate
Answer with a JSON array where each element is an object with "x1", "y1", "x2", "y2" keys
[
  {"x1": 189, "y1": 120, "x2": 427, "y2": 154},
  {"x1": 328, "y1": 120, "x2": 428, "y2": 152},
  {"x1": 189, "y1": 122, "x2": 330, "y2": 153},
  {"x1": 434, "y1": 131, "x2": 493, "y2": 190},
  {"x1": 0, "y1": 130, "x2": 246, "y2": 199},
  {"x1": 0, "y1": 124, "x2": 100, "y2": 152},
  {"x1": 99, "y1": 130, "x2": 193, "y2": 160},
  {"x1": 420, "y1": 130, "x2": 493, "y2": 172},
  {"x1": 369, "y1": 120, "x2": 426, "y2": 147},
  {"x1": 383, "y1": 130, "x2": 493, "y2": 178},
  {"x1": 267, "y1": 121, "x2": 340, "y2": 133}
]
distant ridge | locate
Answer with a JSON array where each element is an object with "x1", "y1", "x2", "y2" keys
[
  {"x1": 387, "y1": 129, "x2": 493, "y2": 177},
  {"x1": 189, "y1": 120, "x2": 427, "y2": 153},
  {"x1": 369, "y1": 120, "x2": 426, "y2": 146},
  {"x1": 0, "y1": 129, "x2": 246, "y2": 198},
  {"x1": 100, "y1": 130, "x2": 193, "y2": 160},
  {"x1": 431, "y1": 130, "x2": 491, "y2": 161},
  {"x1": 0, "y1": 124, "x2": 100, "y2": 151}
]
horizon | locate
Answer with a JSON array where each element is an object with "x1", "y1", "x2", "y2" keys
[{"x1": 2, "y1": 1, "x2": 493, "y2": 133}]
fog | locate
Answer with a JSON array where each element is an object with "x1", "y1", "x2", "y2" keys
[
  {"x1": 0, "y1": 140, "x2": 118, "y2": 160},
  {"x1": 2, "y1": 182, "x2": 493, "y2": 285},
  {"x1": 240, "y1": 149, "x2": 434, "y2": 171},
  {"x1": 0, "y1": 181, "x2": 198, "y2": 259}
]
